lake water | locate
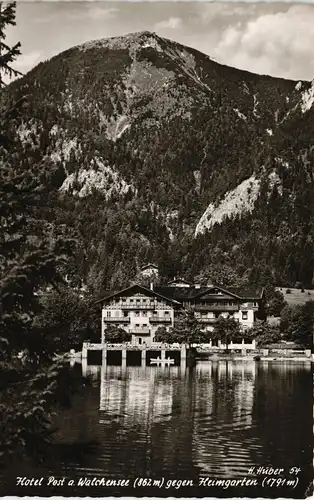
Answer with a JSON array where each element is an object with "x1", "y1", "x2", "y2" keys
[{"x1": 1, "y1": 360, "x2": 313, "y2": 498}]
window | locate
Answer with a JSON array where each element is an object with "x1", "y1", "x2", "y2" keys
[
  {"x1": 242, "y1": 311, "x2": 248, "y2": 320},
  {"x1": 106, "y1": 311, "x2": 111, "y2": 317},
  {"x1": 165, "y1": 311, "x2": 170, "y2": 315},
  {"x1": 142, "y1": 311, "x2": 147, "y2": 317},
  {"x1": 136, "y1": 299, "x2": 140, "y2": 304},
  {"x1": 123, "y1": 311, "x2": 128, "y2": 317},
  {"x1": 130, "y1": 299, "x2": 134, "y2": 303},
  {"x1": 143, "y1": 299, "x2": 147, "y2": 303},
  {"x1": 122, "y1": 298, "x2": 126, "y2": 303},
  {"x1": 135, "y1": 311, "x2": 140, "y2": 317},
  {"x1": 135, "y1": 323, "x2": 140, "y2": 327},
  {"x1": 153, "y1": 311, "x2": 157, "y2": 315}
]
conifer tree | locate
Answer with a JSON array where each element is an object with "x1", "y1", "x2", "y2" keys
[
  {"x1": 0, "y1": 1, "x2": 22, "y2": 87},
  {"x1": 0, "y1": 3, "x2": 80, "y2": 466}
]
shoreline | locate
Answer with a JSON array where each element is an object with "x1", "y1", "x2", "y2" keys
[
  {"x1": 198, "y1": 356, "x2": 313, "y2": 362},
  {"x1": 70, "y1": 351, "x2": 313, "y2": 363},
  {"x1": 196, "y1": 353, "x2": 313, "y2": 362}
]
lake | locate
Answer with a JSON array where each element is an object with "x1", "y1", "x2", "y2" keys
[{"x1": 1, "y1": 360, "x2": 312, "y2": 498}]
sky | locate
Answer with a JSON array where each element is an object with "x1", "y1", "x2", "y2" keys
[{"x1": 6, "y1": 1, "x2": 314, "y2": 81}]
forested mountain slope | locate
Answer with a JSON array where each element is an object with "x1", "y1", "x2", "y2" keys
[{"x1": 2, "y1": 31, "x2": 314, "y2": 290}]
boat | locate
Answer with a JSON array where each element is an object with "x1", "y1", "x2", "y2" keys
[{"x1": 150, "y1": 356, "x2": 174, "y2": 365}]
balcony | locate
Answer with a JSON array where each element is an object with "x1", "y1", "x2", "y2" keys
[
  {"x1": 120, "y1": 303, "x2": 156, "y2": 310},
  {"x1": 194, "y1": 304, "x2": 239, "y2": 312},
  {"x1": 103, "y1": 316, "x2": 130, "y2": 323},
  {"x1": 149, "y1": 316, "x2": 172, "y2": 324},
  {"x1": 131, "y1": 328, "x2": 151, "y2": 335}
]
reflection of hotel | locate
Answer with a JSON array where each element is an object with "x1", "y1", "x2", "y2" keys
[
  {"x1": 99, "y1": 366, "x2": 182, "y2": 427},
  {"x1": 94, "y1": 361, "x2": 256, "y2": 478}
]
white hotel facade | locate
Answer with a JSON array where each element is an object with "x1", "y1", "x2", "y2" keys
[{"x1": 98, "y1": 271, "x2": 265, "y2": 347}]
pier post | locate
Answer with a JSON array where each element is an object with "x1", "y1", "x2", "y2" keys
[
  {"x1": 181, "y1": 344, "x2": 187, "y2": 360},
  {"x1": 102, "y1": 343, "x2": 107, "y2": 367},
  {"x1": 161, "y1": 347, "x2": 166, "y2": 360},
  {"x1": 141, "y1": 347, "x2": 146, "y2": 367},
  {"x1": 82, "y1": 342, "x2": 88, "y2": 360},
  {"x1": 82, "y1": 356, "x2": 88, "y2": 377},
  {"x1": 122, "y1": 346, "x2": 127, "y2": 369},
  {"x1": 180, "y1": 344, "x2": 187, "y2": 371}
]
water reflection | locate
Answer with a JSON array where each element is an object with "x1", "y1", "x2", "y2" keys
[
  {"x1": 99, "y1": 365, "x2": 182, "y2": 423},
  {"x1": 78, "y1": 360, "x2": 312, "y2": 490},
  {"x1": 1, "y1": 359, "x2": 312, "y2": 498}
]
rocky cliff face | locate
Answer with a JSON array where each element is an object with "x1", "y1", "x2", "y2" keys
[{"x1": 2, "y1": 31, "x2": 314, "y2": 289}]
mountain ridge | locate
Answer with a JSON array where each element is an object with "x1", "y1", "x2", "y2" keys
[{"x1": 2, "y1": 31, "x2": 314, "y2": 290}]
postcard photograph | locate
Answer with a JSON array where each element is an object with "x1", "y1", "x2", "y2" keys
[{"x1": 0, "y1": 0, "x2": 313, "y2": 498}]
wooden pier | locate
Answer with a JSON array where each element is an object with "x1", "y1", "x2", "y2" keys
[{"x1": 82, "y1": 342, "x2": 187, "y2": 370}]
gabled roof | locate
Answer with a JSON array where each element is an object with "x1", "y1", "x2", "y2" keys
[
  {"x1": 194, "y1": 286, "x2": 242, "y2": 300},
  {"x1": 227, "y1": 287, "x2": 264, "y2": 300},
  {"x1": 167, "y1": 278, "x2": 193, "y2": 285},
  {"x1": 141, "y1": 263, "x2": 158, "y2": 270},
  {"x1": 154, "y1": 286, "x2": 208, "y2": 300},
  {"x1": 97, "y1": 284, "x2": 264, "y2": 306},
  {"x1": 96, "y1": 284, "x2": 181, "y2": 305},
  {"x1": 154, "y1": 285, "x2": 263, "y2": 301}
]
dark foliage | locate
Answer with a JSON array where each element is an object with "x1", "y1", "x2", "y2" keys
[
  {"x1": 280, "y1": 301, "x2": 314, "y2": 349},
  {"x1": 0, "y1": 5, "x2": 84, "y2": 467}
]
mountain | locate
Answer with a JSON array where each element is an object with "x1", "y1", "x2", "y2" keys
[{"x1": 2, "y1": 31, "x2": 314, "y2": 290}]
